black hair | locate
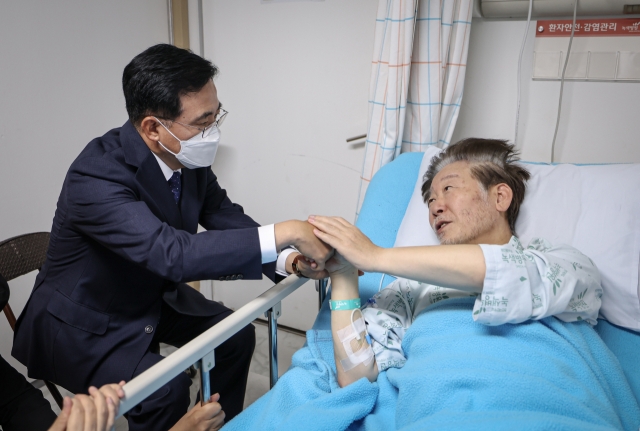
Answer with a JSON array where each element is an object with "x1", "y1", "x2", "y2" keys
[{"x1": 122, "y1": 44, "x2": 218, "y2": 126}]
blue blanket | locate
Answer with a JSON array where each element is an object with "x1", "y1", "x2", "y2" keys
[{"x1": 225, "y1": 298, "x2": 640, "y2": 430}]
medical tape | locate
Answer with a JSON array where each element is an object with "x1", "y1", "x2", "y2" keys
[
  {"x1": 340, "y1": 344, "x2": 374, "y2": 372},
  {"x1": 337, "y1": 317, "x2": 367, "y2": 355},
  {"x1": 336, "y1": 316, "x2": 374, "y2": 372}
]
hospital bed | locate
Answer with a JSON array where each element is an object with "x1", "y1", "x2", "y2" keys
[{"x1": 116, "y1": 149, "x2": 640, "y2": 430}]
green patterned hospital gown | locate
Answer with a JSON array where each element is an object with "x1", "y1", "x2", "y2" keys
[{"x1": 362, "y1": 236, "x2": 603, "y2": 372}]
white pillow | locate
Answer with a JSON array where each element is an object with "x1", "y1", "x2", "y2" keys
[{"x1": 394, "y1": 150, "x2": 640, "y2": 332}]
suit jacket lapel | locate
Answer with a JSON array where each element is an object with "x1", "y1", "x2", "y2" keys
[
  {"x1": 180, "y1": 169, "x2": 199, "y2": 234},
  {"x1": 135, "y1": 153, "x2": 184, "y2": 229},
  {"x1": 119, "y1": 121, "x2": 184, "y2": 229}
]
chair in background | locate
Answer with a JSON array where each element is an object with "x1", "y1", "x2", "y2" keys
[{"x1": 0, "y1": 232, "x2": 64, "y2": 408}]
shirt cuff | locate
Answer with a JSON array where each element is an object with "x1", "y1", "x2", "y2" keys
[
  {"x1": 276, "y1": 248, "x2": 298, "y2": 277},
  {"x1": 258, "y1": 224, "x2": 278, "y2": 264}
]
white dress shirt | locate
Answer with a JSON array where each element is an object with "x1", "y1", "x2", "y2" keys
[{"x1": 152, "y1": 153, "x2": 291, "y2": 276}]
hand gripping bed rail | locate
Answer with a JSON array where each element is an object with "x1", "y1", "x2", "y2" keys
[{"x1": 116, "y1": 274, "x2": 308, "y2": 418}]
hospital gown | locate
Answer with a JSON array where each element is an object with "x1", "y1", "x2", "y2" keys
[{"x1": 362, "y1": 236, "x2": 603, "y2": 372}]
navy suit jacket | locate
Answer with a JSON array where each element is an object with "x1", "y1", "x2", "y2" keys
[{"x1": 12, "y1": 121, "x2": 276, "y2": 391}]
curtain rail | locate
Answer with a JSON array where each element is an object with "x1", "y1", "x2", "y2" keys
[{"x1": 116, "y1": 274, "x2": 308, "y2": 418}]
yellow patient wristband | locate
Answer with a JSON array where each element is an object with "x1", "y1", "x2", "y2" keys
[{"x1": 329, "y1": 298, "x2": 361, "y2": 311}]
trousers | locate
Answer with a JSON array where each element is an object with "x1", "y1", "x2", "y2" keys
[{"x1": 125, "y1": 300, "x2": 255, "y2": 431}]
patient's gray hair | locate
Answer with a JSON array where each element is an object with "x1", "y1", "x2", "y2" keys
[{"x1": 421, "y1": 138, "x2": 531, "y2": 234}]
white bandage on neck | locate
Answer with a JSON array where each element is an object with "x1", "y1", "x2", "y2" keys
[{"x1": 336, "y1": 317, "x2": 374, "y2": 372}]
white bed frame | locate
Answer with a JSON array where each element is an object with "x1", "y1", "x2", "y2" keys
[{"x1": 116, "y1": 275, "x2": 328, "y2": 418}]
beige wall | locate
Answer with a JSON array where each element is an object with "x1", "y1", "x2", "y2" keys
[
  {"x1": 202, "y1": 0, "x2": 378, "y2": 330},
  {"x1": 0, "y1": 0, "x2": 168, "y2": 376}
]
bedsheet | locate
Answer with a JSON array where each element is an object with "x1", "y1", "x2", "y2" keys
[{"x1": 224, "y1": 298, "x2": 640, "y2": 430}]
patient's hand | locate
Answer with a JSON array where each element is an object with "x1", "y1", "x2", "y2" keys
[
  {"x1": 325, "y1": 251, "x2": 355, "y2": 276},
  {"x1": 293, "y1": 250, "x2": 355, "y2": 278},
  {"x1": 285, "y1": 252, "x2": 329, "y2": 279},
  {"x1": 308, "y1": 216, "x2": 380, "y2": 273}
]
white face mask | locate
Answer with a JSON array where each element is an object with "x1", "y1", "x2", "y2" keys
[{"x1": 155, "y1": 117, "x2": 221, "y2": 169}]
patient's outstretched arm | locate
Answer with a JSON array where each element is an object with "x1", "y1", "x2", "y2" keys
[
  {"x1": 325, "y1": 253, "x2": 379, "y2": 387},
  {"x1": 308, "y1": 215, "x2": 485, "y2": 293}
]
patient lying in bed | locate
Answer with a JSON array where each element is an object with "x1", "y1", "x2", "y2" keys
[
  {"x1": 307, "y1": 138, "x2": 603, "y2": 386},
  {"x1": 225, "y1": 139, "x2": 638, "y2": 431}
]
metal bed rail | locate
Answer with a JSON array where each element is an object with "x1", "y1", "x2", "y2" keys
[{"x1": 116, "y1": 274, "x2": 328, "y2": 418}]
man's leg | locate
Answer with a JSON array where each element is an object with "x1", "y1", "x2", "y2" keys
[
  {"x1": 155, "y1": 300, "x2": 255, "y2": 421},
  {"x1": 125, "y1": 350, "x2": 192, "y2": 431}
]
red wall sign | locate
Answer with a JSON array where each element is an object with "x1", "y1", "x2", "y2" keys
[{"x1": 536, "y1": 18, "x2": 640, "y2": 37}]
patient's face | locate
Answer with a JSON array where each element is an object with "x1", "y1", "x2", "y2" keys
[{"x1": 427, "y1": 161, "x2": 500, "y2": 245}]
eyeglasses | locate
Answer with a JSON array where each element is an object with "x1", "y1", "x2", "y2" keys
[{"x1": 162, "y1": 108, "x2": 229, "y2": 138}]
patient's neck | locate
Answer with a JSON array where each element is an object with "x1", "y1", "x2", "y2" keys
[{"x1": 468, "y1": 222, "x2": 513, "y2": 245}]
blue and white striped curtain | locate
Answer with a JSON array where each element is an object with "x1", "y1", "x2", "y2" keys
[{"x1": 356, "y1": 0, "x2": 473, "y2": 216}]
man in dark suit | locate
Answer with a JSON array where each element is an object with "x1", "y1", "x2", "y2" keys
[{"x1": 12, "y1": 44, "x2": 331, "y2": 431}]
